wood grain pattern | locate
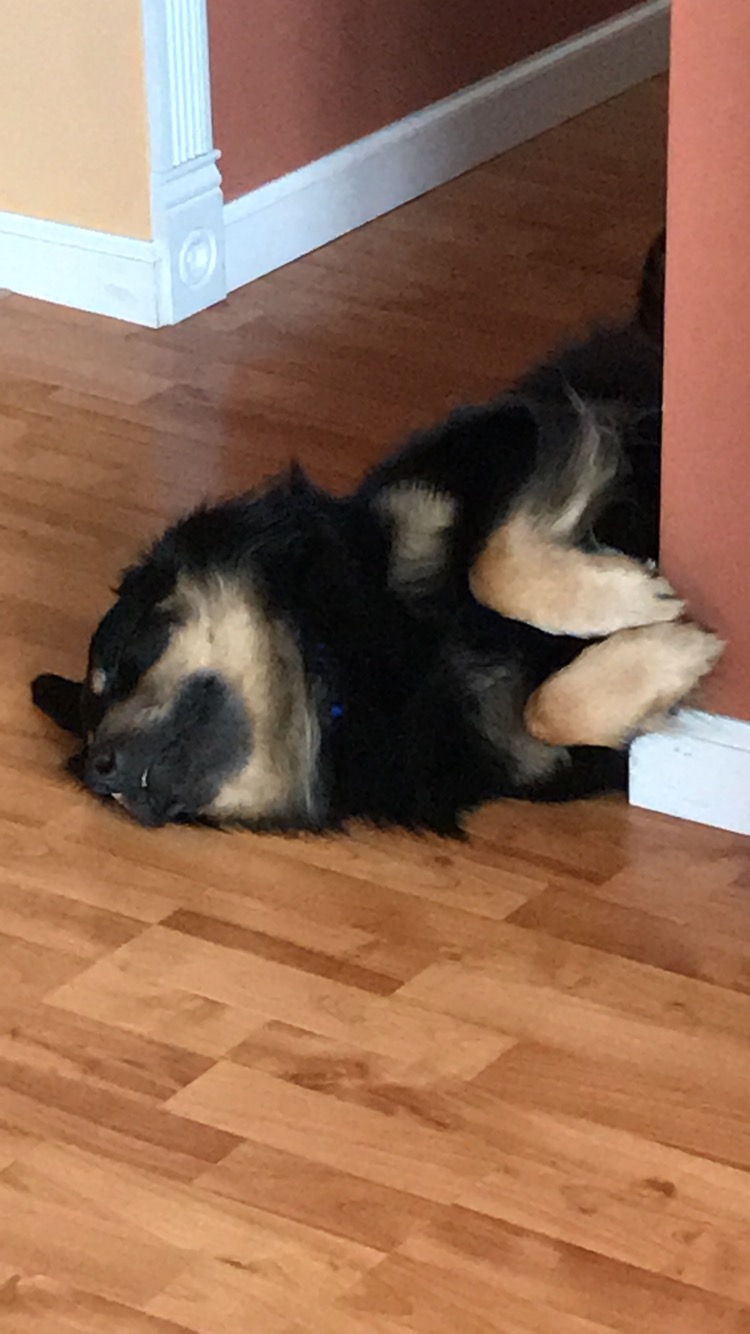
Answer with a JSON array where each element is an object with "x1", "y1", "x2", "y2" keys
[{"x1": 3, "y1": 78, "x2": 750, "y2": 1331}]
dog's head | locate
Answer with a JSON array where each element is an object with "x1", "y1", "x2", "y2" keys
[{"x1": 33, "y1": 478, "x2": 334, "y2": 829}]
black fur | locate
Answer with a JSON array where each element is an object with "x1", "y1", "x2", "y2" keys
[{"x1": 32, "y1": 232, "x2": 665, "y2": 835}]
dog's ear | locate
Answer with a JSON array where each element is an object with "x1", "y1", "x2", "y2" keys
[{"x1": 32, "y1": 673, "x2": 84, "y2": 737}]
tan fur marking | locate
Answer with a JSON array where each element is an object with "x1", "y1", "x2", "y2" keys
[
  {"x1": 377, "y1": 483, "x2": 456, "y2": 590},
  {"x1": 101, "y1": 575, "x2": 320, "y2": 824},
  {"x1": 89, "y1": 667, "x2": 107, "y2": 696},
  {"x1": 524, "y1": 621, "x2": 724, "y2": 749},
  {"x1": 471, "y1": 514, "x2": 684, "y2": 638}
]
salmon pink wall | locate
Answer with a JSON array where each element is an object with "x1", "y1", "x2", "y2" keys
[
  {"x1": 208, "y1": 0, "x2": 628, "y2": 201},
  {"x1": 661, "y1": 0, "x2": 750, "y2": 721}
]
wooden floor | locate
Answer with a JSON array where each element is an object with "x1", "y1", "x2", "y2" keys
[{"x1": 2, "y1": 78, "x2": 750, "y2": 1333}]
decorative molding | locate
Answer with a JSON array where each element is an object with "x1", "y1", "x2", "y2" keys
[
  {"x1": 142, "y1": 0, "x2": 226, "y2": 324},
  {"x1": 163, "y1": 0, "x2": 214, "y2": 166},
  {"x1": 630, "y1": 709, "x2": 750, "y2": 838},
  {"x1": 225, "y1": 0, "x2": 671, "y2": 293}
]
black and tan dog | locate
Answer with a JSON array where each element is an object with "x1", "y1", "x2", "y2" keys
[{"x1": 32, "y1": 230, "x2": 721, "y2": 834}]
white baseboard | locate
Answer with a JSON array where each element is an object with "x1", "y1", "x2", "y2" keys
[
  {"x1": 630, "y1": 709, "x2": 750, "y2": 838},
  {"x1": 225, "y1": 0, "x2": 670, "y2": 293},
  {"x1": 0, "y1": 211, "x2": 162, "y2": 325}
]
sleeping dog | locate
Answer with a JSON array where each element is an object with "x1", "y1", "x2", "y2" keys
[{"x1": 32, "y1": 230, "x2": 721, "y2": 834}]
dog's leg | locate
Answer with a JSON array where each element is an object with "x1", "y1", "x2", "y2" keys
[
  {"x1": 523, "y1": 621, "x2": 724, "y2": 749},
  {"x1": 470, "y1": 399, "x2": 678, "y2": 639},
  {"x1": 470, "y1": 513, "x2": 683, "y2": 638}
]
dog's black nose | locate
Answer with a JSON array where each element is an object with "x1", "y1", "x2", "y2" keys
[
  {"x1": 86, "y1": 745, "x2": 120, "y2": 793},
  {"x1": 93, "y1": 746, "x2": 116, "y2": 777}
]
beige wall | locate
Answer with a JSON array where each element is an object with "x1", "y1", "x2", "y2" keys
[
  {"x1": 0, "y1": 0, "x2": 152, "y2": 238},
  {"x1": 661, "y1": 0, "x2": 750, "y2": 720}
]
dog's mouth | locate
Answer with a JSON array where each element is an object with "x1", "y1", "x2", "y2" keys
[
  {"x1": 109, "y1": 772, "x2": 151, "y2": 816},
  {"x1": 110, "y1": 766, "x2": 149, "y2": 807},
  {"x1": 97, "y1": 786, "x2": 186, "y2": 828},
  {"x1": 65, "y1": 743, "x2": 170, "y2": 825}
]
